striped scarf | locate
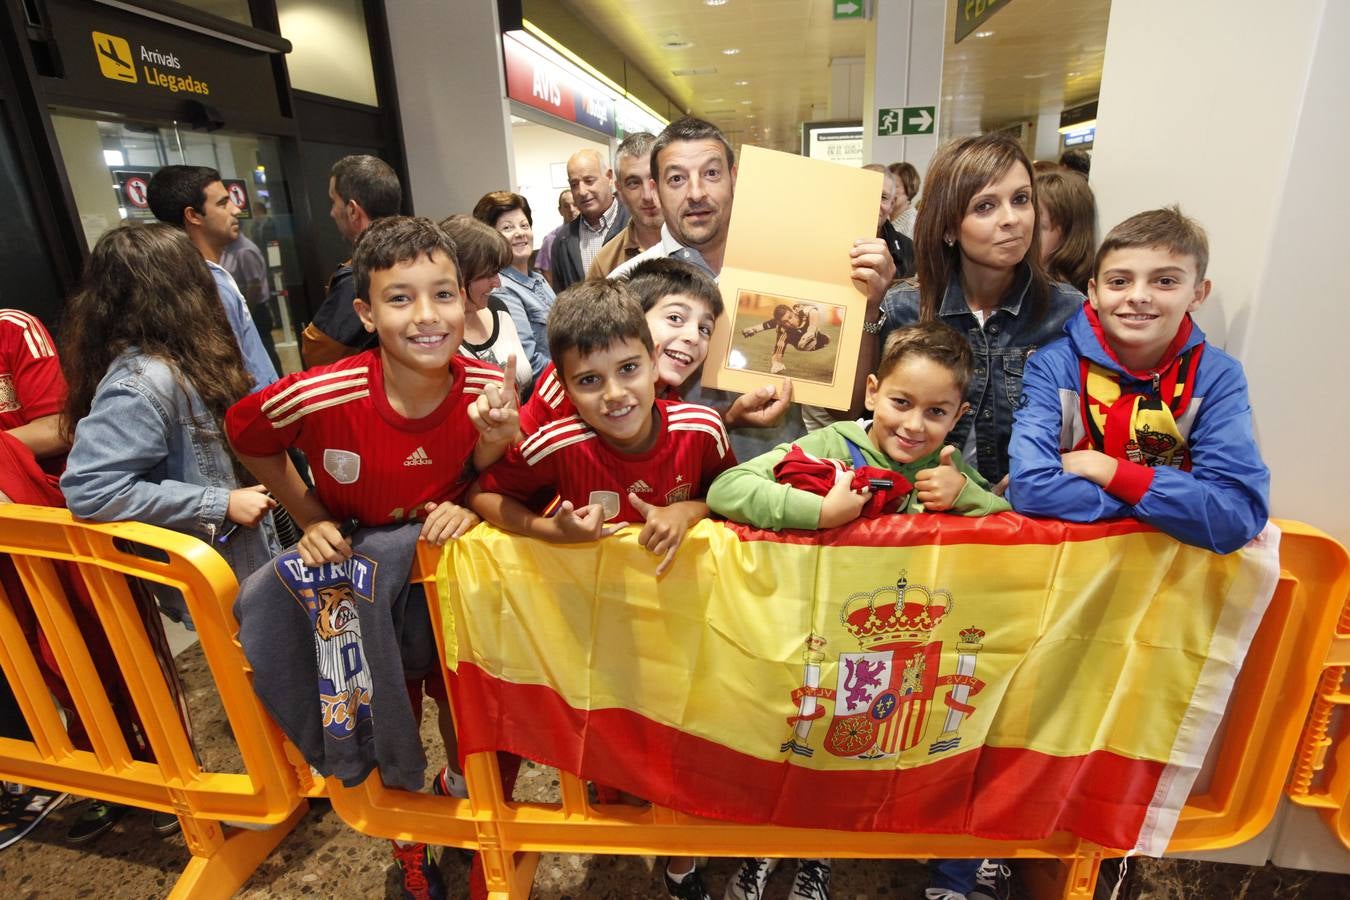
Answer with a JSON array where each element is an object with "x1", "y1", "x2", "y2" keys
[{"x1": 1077, "y1": 308, "x2": 1204, "y2": 470}]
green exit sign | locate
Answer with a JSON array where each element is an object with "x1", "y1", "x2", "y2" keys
[
  {"x1": 955, "y1": 0, "x2": 1014, "y2": 43},
  {"x1": 878, "y1": 106, "x2": 936, "y2": 136},
  {"x1": 833, "y1": 0, "x2": 864, "y2": 20}
]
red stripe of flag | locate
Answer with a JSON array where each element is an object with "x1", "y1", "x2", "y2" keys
[{"x1": 450, "y1": 664, "x2": 1162, "y2": 849}]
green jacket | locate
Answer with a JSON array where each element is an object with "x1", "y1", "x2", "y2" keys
[{"x1": 706, "y1": 419, "x2": 1010, "y2": 530}]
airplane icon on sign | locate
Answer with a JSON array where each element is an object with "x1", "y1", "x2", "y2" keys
[{"x1": 92, "y1": 32, "x2": 137, "y2": 84}]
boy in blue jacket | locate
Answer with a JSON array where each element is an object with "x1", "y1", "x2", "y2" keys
[{"x1": 1008, "y1": 206, "x2": 1269, "y2": 553}]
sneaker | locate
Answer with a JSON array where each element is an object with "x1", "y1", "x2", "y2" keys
[
  {"x1": 664, "y1": 864, "x2": 712, "y2": 900},
  {"x1": 150, "y1": 810, "x2": 182, "y2": 835},
  {"x1": 970, "y1": 859, "x2": 1011, "y2": 900},
  {"x1": 725, "y1": 857, "x2": 779, "y2": 900},
  {"x1": 431, "y1": 767, "x2": 468, "y2": 799},
  {"x1": 391, "y1": 841, "x2": 445, "y2": 900},
  {"x1": 789, "y1": 858, "x2": 832, "y2": 900},
  {"x1": 770, "y1": 360, "x2": 787, "y2": 375},
  {"x1": 66, "y1": 801, "x2": 128, "y2": 844},
  {"x1": 0, "y1": 787, "x2": 68, "y2": 850},
  {"x1": 924, "y1": 891, "x2": 966, "y2": 900}
]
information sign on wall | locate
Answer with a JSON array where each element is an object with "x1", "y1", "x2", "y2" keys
[
  {"x1": 43, "y1": 0, "x2": 284, "y2": 124},
  {"x1": 802, "y1": 122, "x2": 864, "y2": 167}
]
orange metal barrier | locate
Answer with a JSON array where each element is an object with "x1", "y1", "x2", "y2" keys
[
  {"x1": 0, "y1": 506, "x2": 314, "y2": 899},
  {"x1": 323, "y1": 519, "x2": 1350, "y2": 900}
]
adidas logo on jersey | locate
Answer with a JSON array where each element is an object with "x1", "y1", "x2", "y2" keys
[
  {"x1": 403, "y1": 446, "x2": 433, "y2": 466},
  {"x1": 628, "y1": 479, "x2": 653, "y2": 494}
]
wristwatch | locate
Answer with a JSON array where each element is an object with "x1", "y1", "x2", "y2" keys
[{"x1": 862, "y1": 312, "x2": 886, "y2": 335}]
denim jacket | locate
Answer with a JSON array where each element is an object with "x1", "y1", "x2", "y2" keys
[
  {"x1": 492, "y1": 266, "x2": 556, "y2": 380},
  {"x1": 879, "y1": 264, "x2": 1083, "y2": 483},
  {"x1": 61, "y1": 350, "x2": 278, "y2": 581}
]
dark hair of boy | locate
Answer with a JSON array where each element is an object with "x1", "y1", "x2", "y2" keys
[
  {"x1": 875, "y1": 321, "x2": 974, "y2": 394},
  {"x1": 351, "y1": 216, "x2": 459, "y2": 301},
  {"x1": 649, "y1": 116, "x2": 736, "y2": 181},
  {"x1": 61, "y1": 222, "x2": 251, "y2": 439},
  {"x1": 1094, "y1": 205, "x2": 1209, "y2": 282},
  {"x1": 914, "y1": 133, "x2": 1050, "y2": 323},
  {"x1": 330, "y1": 154, "x2": 402, "y2": 220},
  {"x1": 146, "y1": 165, "x2": 221, "y2": 227},
  {"x1": 547, "y1": 281, "x2": 654, "y2": 374},
  {"x1": 1036, "y1": 170, "x2": 1097, "y2": 293},
  {"x1": 471, "y1": 191, "x2": 534, "y2": 229},
  {"x1": 619, "y1": 257, "x2": 724, "y2": 319},
  {"x1": 437, "y1": 214, "x2": 511, "y2": 283},
  {"x1": 888, "y1": 161, "x2": 920, "y2": 201}
]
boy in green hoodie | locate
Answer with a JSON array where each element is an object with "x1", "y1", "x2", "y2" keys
[
  {"x1": 709, "y1": 320, "x2": 1007, "y2": 530},
  {"x1": 707, "y1": 320, "x2": 1008, "y2": 900}
]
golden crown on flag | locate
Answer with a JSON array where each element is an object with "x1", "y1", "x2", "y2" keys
[{"x1": 839, "y1": 571, "x2": 952, "y2": 650}]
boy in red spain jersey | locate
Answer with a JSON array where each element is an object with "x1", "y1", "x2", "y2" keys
[
  {"x1": 521, "y1": 257, "x2": 791, "y2": 438},
  {"x1": 226, "y1": 216, "x2": 518, "y2": 900},
  {"x1": 521, "y1": 257, "x2": 722, "y2": 431},
  {"x1": 470, "y1": 279, "x2": 733, "y2": 899}
]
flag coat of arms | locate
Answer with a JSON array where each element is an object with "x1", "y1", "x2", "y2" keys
[{"x1": 437, "y1": 515, "x2": 1280, "y2": 854}]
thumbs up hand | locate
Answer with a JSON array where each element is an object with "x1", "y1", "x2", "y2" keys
[
  {"x1": 629, "y1": 492, "x2": 704, "y2": 576},
  {"x1": 914, "y1": 445, "x2": 967, "y2": 512}
]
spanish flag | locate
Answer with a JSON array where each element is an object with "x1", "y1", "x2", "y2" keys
[{"x1": 437, "y1": 515, "x2": 1279, "y2": 854}]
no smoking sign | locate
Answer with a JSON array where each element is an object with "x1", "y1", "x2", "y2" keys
[
  {"x1": 114, "y1": 170, "x2": 156, "y2": 219},
  {"x1": 223, "y1": 179, "x2": 252, "y2": 219}
]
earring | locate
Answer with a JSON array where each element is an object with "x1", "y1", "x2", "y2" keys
[{"x1": 944, "y1": 236, "x2": 955, "y2": 247}]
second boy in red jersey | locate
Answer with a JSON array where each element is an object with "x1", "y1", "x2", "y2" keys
[{"x1": 472, "y1": 279, "x2": 733, "y2": 576}]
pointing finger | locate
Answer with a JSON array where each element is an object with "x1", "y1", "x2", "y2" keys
[{"x1": 655, "y1": 542, "x2": 678, "y2": 576}]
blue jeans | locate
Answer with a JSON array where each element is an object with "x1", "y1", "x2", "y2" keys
[{"x1": 929, "y1": 858, "x2": 980, "y2": 894}]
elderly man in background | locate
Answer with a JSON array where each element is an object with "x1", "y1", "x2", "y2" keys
[{"x1": 551, "y1": 148, "x2": 629, "y2": 291}]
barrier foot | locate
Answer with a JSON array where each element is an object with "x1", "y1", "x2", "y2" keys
[
  {"x1": 483, "y1": 850, "x2": 540, "y2": 900},
  {"x1": 1020, "y1": 853, "x2": 1101, "y2": 900},
  {"x1": 167, "y1": 801, "x2": 309, "y2": 900}
]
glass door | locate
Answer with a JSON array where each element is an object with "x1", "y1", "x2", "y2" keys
[{"x1": 50, "y1": 111, "x2": 307, "y2": 373}]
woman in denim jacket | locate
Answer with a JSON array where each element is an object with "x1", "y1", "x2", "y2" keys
[
  {"x1": 60, "y1": 223, "x2": 278, "y2": 587},
  {"x1": 56, "y1": 222, "x2": 279, "y2": 843},
  {"x1": 875, "y1": 134, "x2": 1083, "y2": 488}
]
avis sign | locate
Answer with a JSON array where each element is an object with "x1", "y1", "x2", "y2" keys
[{"x1": 878, "y1": 106, "x2": 936, "y2": 137}]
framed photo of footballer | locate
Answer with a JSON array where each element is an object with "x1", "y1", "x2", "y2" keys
[
  {"x1": 703, "y1": 145, "x2": 880, "y2": 410},
  {"x1": 725, "y1": 291, "x2": 845, "y2": 386}
]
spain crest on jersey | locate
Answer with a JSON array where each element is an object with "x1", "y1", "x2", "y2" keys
[{"x1": 781, "y1": 571, "x2": 987, "y2": 760}]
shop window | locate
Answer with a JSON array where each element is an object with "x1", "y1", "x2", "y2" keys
[{"x1": 277, "y1": 0, "x2": 378, "y2": 107}]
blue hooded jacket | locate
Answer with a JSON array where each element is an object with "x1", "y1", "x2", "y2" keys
[{"x1": 1008, "y1": 305, "x2": 1269, "y2": 553}]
